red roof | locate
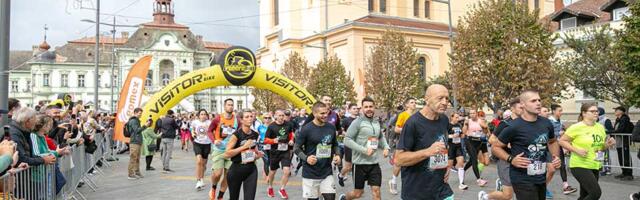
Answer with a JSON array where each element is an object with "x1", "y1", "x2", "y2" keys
[
  {"x1": 203, "y1": 41, "x2": 231, "y2": 50},
  {"x1": 141, "y1": 22, "x2": 189, "y2": 30},
  {"x1": 68, "y1": 36, "x2": 128, "y2": 45},
  {"x1": 355, "y1": 15, "x2": 453, "y2": 32},
  {"x1": 549, "y1": 0, "x2": 611, "y2": 22}
]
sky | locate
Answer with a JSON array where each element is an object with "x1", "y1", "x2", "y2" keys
[{"x1": 9, "y1": 0, "x2": 260, "y2": 50}]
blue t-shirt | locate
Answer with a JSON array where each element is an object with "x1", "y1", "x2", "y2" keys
[
  {"x1": 297, "y1": 122, "x2": 338, "y2": 180},
  {"x1": 258, "y1": 124, "x2": 268, "y2": 144},
  {"x1": 397, "y1": 112, "x2": 454, "y2": 200},
  {"x1": 498, "y1": 116, "x2": 555, "y2": 185}
]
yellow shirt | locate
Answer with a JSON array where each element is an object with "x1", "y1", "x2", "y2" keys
[
  {"x1": 395, "y1": 111, "x2": 412, "y2": 129},
  {"x1": 565, "y1": 122, "x2": 607, "y2": 170}
]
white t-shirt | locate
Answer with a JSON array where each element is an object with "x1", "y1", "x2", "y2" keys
[{"x1": 191, "y1": 119, "x2": 212, "y2": 144}]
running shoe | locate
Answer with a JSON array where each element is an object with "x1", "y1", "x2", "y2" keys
[
  {"x1": 450, "y1": 168, "x2": 458, "y2": 173},
  {"x1": 388, "y1": 180, "x2": 398, "y2": 195},
  {"x1": 545, "y1": 189, "x2": 553, "y2": 199},
  {"x1": 478, "y1": 191, "x2": 488, "y2": 200},
  {"x1": 477, "y1": 179, "x2": 488, "y2": 187},
  {"x1": 267, "y1": 187, "x2": 275, "y2": 198},
  {"x1": 562, "y1": 186, "x2": 577, "y2": 195},
  {"x1": 127, "y1": 176, "x2": 138, "y2": 180},
  {"x1": 339, "y1": 194, "x2": 347, "y2": 200},
  {"x1": 195, "y1": 179, "x2": 204, "y2": 191},
  {"x1": 458, "y1": 184, "x2": 469, "y2": 190},
  {"x1": 338, "y1": 175, "x2": 346, "y2": 187},
  {"x1": 278, "y1": 188, "x2": 289, "y2": 199}
]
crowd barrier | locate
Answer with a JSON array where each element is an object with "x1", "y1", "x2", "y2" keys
[{"x1": 603, "y1": 133, "x2": 639, "y2": 171}]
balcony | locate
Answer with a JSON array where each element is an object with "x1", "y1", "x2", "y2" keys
[{"x1": 553, "y1": 21, "x2": 624, "y2": 46}]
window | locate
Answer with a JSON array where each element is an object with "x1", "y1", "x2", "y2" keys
[
  {"x1": 273, "y1": 0, "x2": 279, "y2": 26},
  {"x1": 43, "y1": 74, "x2": 49, "y2": 87},
  {"x1": 613, "y1": 7, "x2": 630, "y2": 21},
  {"x1": 195, "y1": 100, "x2": 202, "y2": 110},
  {"x1": 560, "y1": 17, "x2": 577, "y2": 30},
  {"x1": 62, "y1": 74, "x2": 68, "y2": 87},
  {"x1": 562, "y1": 0, "x2": 573, "y2": 6},
  {"x1": 212, "y1": 100, "x2": 217, "y2": 112},
  {"x1": 162, "y1": 73, "x2": 171, "y2": 86},
  {"x1": 379, "y1": 0, "x2": 386, "y2": 13},
  {"x1": 146, "y1": 70, "x2": 153, "y2": 88},
  {"x1": 413, "y1": 0, "x2": 419, "y2": 17},
  {"x1": 78, "y1": 75, "x2": 85, "y2": 87},
  {"x1": 10, "y1": 81, "x2": 17, "y2": 92},
  {"x1": 98, "y1": 74, "x2": 102, "y2": 87},
  {"x1": 418, "y1": 57, "x2": 426, "y2": 80},
  {"x1": 368, "y1": 0, "x2": 374, "y2": 12},
  {"x1": 237, "y1": 100, "x2": 243, "y2": 110},
  {"x1": 424, "y1": 1, "x2": 430, "y2": 18},
  {"x1": 534, "y1": 0, "x2": 539, "y2": 10},
  {"x1": 26, "y1": 81, "x2": 31, "y2": 92}
]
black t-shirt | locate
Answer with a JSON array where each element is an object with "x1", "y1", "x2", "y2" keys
[
  {"x1": 448, "y1": 122, "x2": 463, "y2": 144},
  {"x1": 498, "y1": 116, "x2": 555, "y2": 185},
  {"x1": 296, "y1": 122, "x2": 338, "y2": 179},
  {"x1": 397, "y1": 112, "x2": 454, "y2": 200},
  {"x1": 230, "y1": 128, "x2": 259, "y2": 164},
  {"x1": 494, "y1": 118, "x2": 513, "y2": 154},
  {"x1": 341, "y1": 116, "x2": 357, "y2": 133},
  {"x1": 266, "y1": 122, "x2": 294, "y2": 153}
]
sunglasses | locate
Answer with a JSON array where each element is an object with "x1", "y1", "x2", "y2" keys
[{"x1": 263, "y1": 117, "x2": 272, "y2": 119}]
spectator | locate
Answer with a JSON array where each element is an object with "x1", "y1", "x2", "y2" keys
[
  {"x1": 9, "y1": 107, "x2": 56, "y2": 166},
  {"x1": 126, "y1": 108, "x2": 146, "y2": 180},
  {"x1": 142, "y1": 119, "x2": 161, "y2": 171},
  {"x1": 0, "y1": 140, "x2": 18, "y2": 199},
  {"x1": 630, "y1": 120, "x2": 640, "y2": 200},
  {"x1": 7, "y1": 98, "x2": 20, "y2": 120},
  {"x1": 31, "y1": 114, "x2": 70, "y2": 195},
  {"x1": 613, "y1": 106, "x2": 634, "y2": 181},
  {"x1": 159, "y1": 110, "x2": 179, "y2": 172}
]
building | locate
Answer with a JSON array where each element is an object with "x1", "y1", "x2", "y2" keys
[
  {"x1": 256, "y1": 0, "x2": 555, "y2": 101},
  {"x1": 8, "y1": 0, "x2": 253, "y2": 113}
]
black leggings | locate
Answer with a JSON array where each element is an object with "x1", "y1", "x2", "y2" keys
[
  {"x1": 146, "y1": 155, "x2": 153, "y2": 168},
  {"x1": 227, "y1": 163, "x2": 258, "y2": 200},
  {"x1": 558, "y1": 148, "x2": 568, "y2": 182},
  {"x1": 513, "y1": 183, "x2": 546, "y2": 200},
  {"x1": 464, "y1": 139, "x2": 482, "y2": 179},
  {"x1": 262, "y1": 150, "x2": 270, "y2": 175},
  {"x1": 570, "y1": 168, "x2": 601, "y2": 200}
]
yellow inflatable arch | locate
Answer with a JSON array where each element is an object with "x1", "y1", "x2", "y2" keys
[{"x1": 141, "y1": 46, "x2": 316, "y2": 124}]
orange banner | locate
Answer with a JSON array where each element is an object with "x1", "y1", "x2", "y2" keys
[{"x1": 114, "y1": 55, "x2": 152, "y2": 143}]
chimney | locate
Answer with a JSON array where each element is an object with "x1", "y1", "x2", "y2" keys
[
  {"x1": 121, "y1": 31, "x2": 129, "y2": 39},
  {"x1": 32, "y1": 45, "x2": 40, "y2": 56},
  {"x1": 554, "y1": 0, "x2": 564, "y2": 12},
  {"x1": 196, "y1": 35, "x2": 203, "y2": 43}
]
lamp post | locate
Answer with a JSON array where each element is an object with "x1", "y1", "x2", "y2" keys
[
  {"x1": 0, "y1": 0, "x2": 10, "y2": 128},
  {"x1": 431, "y1": 0, "x2": 458, "y2": 109}
]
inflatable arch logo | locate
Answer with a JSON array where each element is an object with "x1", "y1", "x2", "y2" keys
[{"x1": 141, "y1": 46, "x2": 317, "y2": 124}]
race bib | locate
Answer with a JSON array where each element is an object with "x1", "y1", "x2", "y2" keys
[
  {"x1": 277, "y1": 143, "x2": 289, "y2": 151},
  {"x1": 367, "y1": 137, "x2": 379, "y2": 150},
  {"x1": 262, "y1": 144, "x2": 271, "y2": 151},
  {"x1": 429, "y1": 153, "x2": 448, "y2": 170},
  {"x1": 221, "y1": 126, "x2": 234, "y2": 138},
  {"x1": 595, "y1": 151, "x2": 605, "y2": 162},
  {"x1": 527, "y1": 161, "x2": 546, "y2": 175},
  {"x1": 472, "y1": 131, "x2": 482, "y2": 138},
  {"x1": 452, "y1": 137, "x2": 461, "y2": 144},
  {"x1": 316, "y1": 144, "x2": 331, "y2": 159},
  {"x1": 241, "y1": 150, "x2": 256, "y2": 163}
]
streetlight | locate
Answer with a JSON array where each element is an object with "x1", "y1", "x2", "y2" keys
[
  {"x1": 81, "y1": 18, "x2": 138, "y2": 113},
  {"x1": 431, "y1": 0, "x2": 458, "y2": 109}
]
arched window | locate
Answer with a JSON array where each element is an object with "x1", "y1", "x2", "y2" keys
[
  {"x1": 418, "y1": 56, "x2": 426, "y2": 81},
  {"x1": 162, "y1": 73, "x2": 171, "y2": 86},
  {"x1": 146, "y1": 70, "x2": 153, "y2": 88}
]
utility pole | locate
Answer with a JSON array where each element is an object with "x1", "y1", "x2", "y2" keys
[
  {"x1": 323, "y1": 0, "x2": 328, "y2": 58},
  {"x1": 432, "y1": 0, "x2": 457, "y2": 109},
  {"x1": 94, "y1": 0, "x2": 100, "y2": 113},
  {"x1": 111, "y1": 16, "x2": 116, "y2": 113},
  {"x1": 0, "y1": 0, "x2": 11, "y2": 129}
]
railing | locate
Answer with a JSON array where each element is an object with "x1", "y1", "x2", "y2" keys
[{"x1": 603, "y1": 133, "x2": 639, "y2": 172}]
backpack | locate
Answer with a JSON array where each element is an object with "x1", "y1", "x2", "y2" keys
[{"x1": 123, "y1": 120, "x2": 131, "y2": 137}]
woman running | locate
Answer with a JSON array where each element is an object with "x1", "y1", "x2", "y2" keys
[
  {"x1": 463, "y1": 109, "x2": 489, "y2": 186},
  {"x1": 223, "y1": 109, "x2": 262, "y2": 200},
  {"x1": 448, "y1": 113, "x2": 468, "y2": 190},
  {"x1": 192, "y1": 109, "x2": 212, "y2": 191},
  {"x1": 558, "y1": 103, "x2": 615, "y2": 200}
]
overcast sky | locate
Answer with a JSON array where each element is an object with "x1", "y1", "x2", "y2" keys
[{"x1": 9, "y1": 0, "x2": 259, "y2": 50}]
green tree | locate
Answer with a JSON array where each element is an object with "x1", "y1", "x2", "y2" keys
[
  {"x1": 308, "y1": 55, "x2": 357, "y2": 108},
  {"x1": 365, "y1": 29, "x2": 426, "y2": 111},
  {"x1": 251, "y1": 88, "x2": 287, "y2": 112},
  {"x1": 556, "y1": 25, "x2": 629, "y2": 107},
  {"x1": 280, "y1": 52, "x2": 312, "y2": 88},
  {"x1": 449, "y1": 0, "x2": 568, "y2": 111},
  {"x1": 616, "y1": 1, "x2": 640, "y2": 107}
]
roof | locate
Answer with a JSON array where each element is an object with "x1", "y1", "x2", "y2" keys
[
  {"x1": 68, "y1": 36, "x2": 128, "y2": 45},
  {"x1": 550, "y1": 0, "x2": 611, "y2": 21},
  {"x1": 354, "y1": 15, "x2": 453, "y2": 33},
  {"x1": 203, "y1": 41, "x2": 232, "y2": 50},
  {"x1": 9, "y1": 51, "x2": 34, "y2": 71},
  {"x1": 141, "y1": 22, "x2": 189, "y2": 30},
  {"x1": 601, "y1": 0, "x2": 636, "y2": 12}
]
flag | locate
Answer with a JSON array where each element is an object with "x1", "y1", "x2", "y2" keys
[{"x1": 114, "y1": 55, "x2": 152, "y2": 142}]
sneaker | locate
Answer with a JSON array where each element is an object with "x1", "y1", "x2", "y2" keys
[
  {"x1": 338, "y1": 175, "x2": 346, "y2": 187},
  {"x1": 127, "y1": 176, "x2": 138, "y2": 180},
  {"x1": 562, "y1": 186, "x2": 577, "y2": 195},
  {"x1": 135, "y1": 174, "x2": 144, "y2": 178},
  {"x1": 388, "y1": 180, "x2": 398, "y2": 195},
  {"x1": 162, "y1": 168, "x2": 174, "y2": 173},
  {"x1": 495, "y1": 178, "x2": 503, "y2": 191},
  {"x1": 267, "y1": 187, "x2": 275, "y2": 197},
  {"x1": 478, "y1": 191, "x2": 488, "y2": 200},
  {"x1": 458, "y1": 184, "x2": 469, "y2": 190},
  {"x1": 450, "y1": 168, "x2": 458, "y2": 173},
  {"x1": 195, "y1": 180, "x2": 204, "y2": 191},
  {"x1": 630, "y1": 192, "x2": 640, "y2": 200},
  {"x1": 545, "y1": 189, "x2": 553, "y2": 199},
  {"x1": 477, "y1": 179, "x2": 488, "y2": 187},
  {"x1": 339, "y1": 194, "x2": 346, "y2": 200},
  {"x1": 146, "y1": 166, "x2": 156, "y2": 171},
  {"x1": 278, "y1": 188, "x2": 289, "y2": 199}
]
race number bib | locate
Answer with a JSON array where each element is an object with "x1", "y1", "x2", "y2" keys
[
  {"x1": 277, "y1": 143, "x2": 289, "y2": 151},
  {"x1": 262, "y1": 144, "x2": 271, "y2": 151},
  {"x1": 241, "y1": 150, "x2": 256, "y2": 163},
  {"x1": 527, "y1": 161, "x2": 546, "y2": 175},
  {"x1": 452, "y1": 137, "x2": 461, "y2": 144},
  {"x1": 595, "y1": 151, "x2": 605, "y2": 162},
  {"x1": 429, "y1": 153, "x2": 448, "y2": 170},
  {"x1": 472, "y1": 131, "x2": 482, "y2": 138},
  {"x1": 367, "y1": 137, "x2": 379, "y2": 150},
  {"x1": 316, "y1": 144, "x2": 332, "y2": 159},
  {"x1": 221, "y1": 126, "x2": 234, "y2": 137}
]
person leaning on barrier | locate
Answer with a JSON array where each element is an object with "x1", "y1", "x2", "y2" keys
[
  {"x1": 0, "y1": 140, "x2": 18, "y2": 175},
  {"x1": 9, "y1": 107, "x2": 56, "y2": 166}
]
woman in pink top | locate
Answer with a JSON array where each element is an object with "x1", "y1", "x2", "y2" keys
[{"x1": 463, "y1": 109, "x2": 490, "y2": 187}]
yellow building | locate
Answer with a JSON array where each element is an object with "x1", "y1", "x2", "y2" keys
[{"x1": 257, "y1": 0, "x2": 556, "y2": 100}]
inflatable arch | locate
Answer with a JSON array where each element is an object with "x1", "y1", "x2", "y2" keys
[{"x1": 141, "y1": 46, "x2": 317, "y2": 124}]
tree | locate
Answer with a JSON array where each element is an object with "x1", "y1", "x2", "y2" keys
[
  {"x1": 556, "y1": 25, "x2": 629, "y2": 107},
  {"x1": 251, "y1": 88, "x2": 287, "y2": 112},
  {"x1": 307, "y1": 55, "x2": 357, "y2": 108},
  {"x1": 449, "y1": 0, "x2": 568, "y2": 111},
  {"x1": 365, "y1": 29, "x2": 426, "y2": 111},
  {"x1": 617, "y1": 1, "x2": 640, "y2": 108},
  {"x1": 280, "y1": 52, "x2": 312, "y2": 88}
]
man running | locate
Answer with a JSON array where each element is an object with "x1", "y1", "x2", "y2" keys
[
  {"x1": 208, "y1": 99, "x2": 239, "y2": 200},
  {"x1": 294, "y1": 102, "x2": 341, "y2": 200},
  {"x1": 339, "y1": 97, "x2": 389, "y2": 200},
  {"x1": 338, "y1": 103, "x2": 359, "y2": 187},
  {"x1": 389, "y1": 97, "x2": 416, "y2": 195},
  {"x1": 491, "y1": 90, "x2": 561, "y2": 200},
  {"x1": 395, "y1": 84, "x2": 454, "y2": 200},
  {"x1": 264, "y1": 110, "x2": 294, "y2": 199},
  {"x1": 545, "y1": 104, "x2": 577, "y2": 198}
]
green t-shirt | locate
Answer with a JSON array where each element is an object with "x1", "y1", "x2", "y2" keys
[{"x1": 566, "y1": 122, "x2": 606, "y2": 170}]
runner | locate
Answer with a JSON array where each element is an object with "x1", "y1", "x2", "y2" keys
[
  {"x1": 258, "y1": 112, "x2": 272, "y2": 181},
  {"x1": 389, "y1": 97, "x2": 416, "y2": 195},
  {"x1": 491, "y1": 90, "x2": 561, "y2": 200},
  {"x1": 293, "y1": 109, "x2": 308, "y2": 175},
  {"x1": 338, "y1": 103, "x2": 359, "y2": 187},
  {"x1": 558, "y1": 103, "x2": 616, "y2": 200},
  {"x1": 479, "y1": 97, "x2": 522, "y2": 200},
  {"x1": 395, "y1": 84, "x2": 453, "y2": 200},
  {"x1": 294, "y1": 102, "x2": 341, "y2": 200},
  {"x1": 180, "y1": 113, "x2": 193, "y2": 152},
  {"x1": 191, "y1": 109, "x2": 212, "y2": 192},
  {"x1": 223, "y1": 109, "x2": 263, "y2": 200},
  {"x1": 448, "y1": 112, "x2": 468, "y2": 190},
  {"x1": 207, "y1": 99, "x2": 239, "y2": 200},
  {"x1": 339, "y1": 97, "x2": 389, "y2": 200},
  {"x1": 463, "y1": 109, "x2": 489, "y2": 187},
  {"x1": 263, "y1": 110, "x2": 294, "y2": 199},
  {"x1": 546, "y1": 104, "x2": 577, "y2": 198}
]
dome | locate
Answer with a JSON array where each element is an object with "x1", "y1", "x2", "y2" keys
[{"x1": 38, "y1": 41, "x2": 51, "y2": 51}]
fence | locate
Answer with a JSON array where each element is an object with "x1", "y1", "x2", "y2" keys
[
  {"x1": 0, "y1": 131, "x2": 113, "y2": 200},
  {"x1": 603, "y1": 133, "x2": 640, "y2": 174}
]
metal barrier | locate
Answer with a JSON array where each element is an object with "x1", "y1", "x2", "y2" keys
[{"x1": 603, "y1": 133, "x2": 640, "y2": 173}]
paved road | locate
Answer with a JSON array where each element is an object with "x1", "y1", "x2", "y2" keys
[{"x1": 82, "y1": 143, "x2": 639, "y2": 200}]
